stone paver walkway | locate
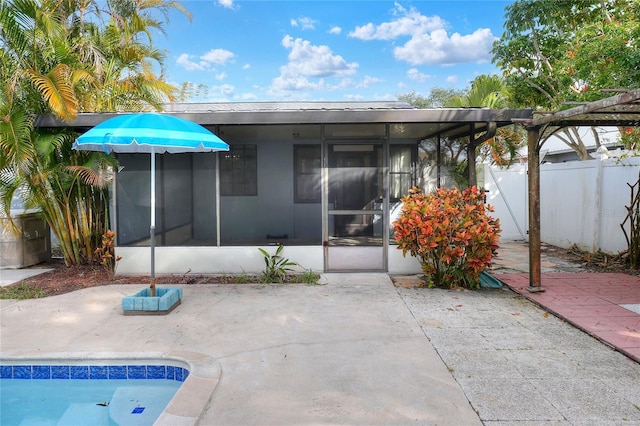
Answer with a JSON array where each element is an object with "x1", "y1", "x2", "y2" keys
[{"x1": 491, "y1": 241, "x2": 640, "y2": 362}]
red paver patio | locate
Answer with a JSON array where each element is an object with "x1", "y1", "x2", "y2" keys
[{"x1": 495, "y1": 272, "x2": 640, "y2": 363}]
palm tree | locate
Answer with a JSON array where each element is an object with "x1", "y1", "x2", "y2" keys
[
  {"x1": 77, "y1": 0, "x2": 191, "y2": 112},
  {"x1": 0, "y1": 0, "x2": 190, "y2": 265},
  {"x1": 448, "y1": 75, "x2": 524, "y2": 167}
]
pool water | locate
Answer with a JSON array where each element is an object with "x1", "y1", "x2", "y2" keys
[
  {"x1": 0, "y1": 364, "x2": 187, "y2": 426},
  {"x1": 1, "y1": 379, "x2": 181, "y2": 425}
]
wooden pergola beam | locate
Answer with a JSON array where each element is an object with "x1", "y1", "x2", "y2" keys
[
  {"x1": 522, "y1": 88, "x2": 640, "y2": 291},
  {"x1": 532, "y1": 88, "x2": 640, "y2": 127}
]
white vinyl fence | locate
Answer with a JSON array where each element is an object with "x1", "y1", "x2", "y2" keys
[{"x1": 481, "y1": 156, "x2": 640, "y2": 254}]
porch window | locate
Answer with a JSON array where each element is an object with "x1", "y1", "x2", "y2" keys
[
  {"x1": 390, "y1": 145, "x2": 414, "y2": 200},
  {"x1": 116, "y1": 152, "x2": 219, "y2": 246},
  {"x1": 220, "y1": 145, "x2": 257, "y2": 196},
  {"x1": 294, "y1": 145, "x2": 321, "y2": 203},
  {"x1": 389, "y1": 145, "x2": 415, "y2": 245}
]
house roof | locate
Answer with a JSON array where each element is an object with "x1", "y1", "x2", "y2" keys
[
  {"x1": 34, "y1": 102, "x2": 534, "y2": 142},
  {"x1": 34, "y1": 90, "x2": 640, "y2": 140},
  {"x1": 163, "y1": 101, "x2": 415, "y2": 112}
]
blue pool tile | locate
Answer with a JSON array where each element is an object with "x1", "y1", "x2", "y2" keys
[
  {"x1": 176, "y1": 368, "x2": 188, "y2": 382},
  {"x1": 127, "y1": 365, "x2": 146, "y2": 379},
  {"x1": 51, "y1": 365, "x2": 70, "y2": 379},
  {"x1": 13, "y1": 366, "x2": 31, "y2": 379},
  {"x1": 89, "y1": 365, "x2": 108, "y2": 379},
  {"x1": 0, "y1": 363, "x2": 188, "y2": 383},
  {"x1": 146, "y1": 365, "x2": 166, "y2": 379},
  {"x1": 70, "y1": 365, "x2": 89, "y2": 379},
  {"x1": 32, "y1": 365, "x2": 51, "y2": 379},
  {"x1": 0, "y1": 365, "x2": 12, "y2": 379},
  {"x1": 108, "y1": 365, "x2": 127, "y2": 379},
  {"x1": 166, "y1": 366, "x2": 175, "y2": 380}
]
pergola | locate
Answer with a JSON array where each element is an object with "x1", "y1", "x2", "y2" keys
[{"x1": 515, "y1": 88, "x2": 640, "y2": 292}]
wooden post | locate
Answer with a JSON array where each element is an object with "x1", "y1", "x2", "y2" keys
[
  {"x1": 468, "y1": 124, "x2": 477, "y2": 187},
  {"x1": 527, "y1": 127, "x2": 544, "y2": 292}
]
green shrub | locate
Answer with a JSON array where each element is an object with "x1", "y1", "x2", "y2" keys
[{"x1": 258, "y1": 244, "x2": 298, "y2": 283}]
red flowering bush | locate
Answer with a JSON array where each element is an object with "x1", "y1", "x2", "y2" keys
[{"x1": 393, "y1": 186, "x2": 501, "y2": 288}]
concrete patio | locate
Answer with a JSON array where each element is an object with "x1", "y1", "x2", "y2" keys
[{"x1": 1, "y1": 241, "x2": 639, "y2": 425}]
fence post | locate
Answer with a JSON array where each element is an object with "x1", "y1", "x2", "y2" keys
[{"x1": 593, "y1": 159, "x2": 604, "y2": 252}]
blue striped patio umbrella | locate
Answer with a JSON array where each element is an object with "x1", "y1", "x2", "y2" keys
[{"x1": 73, "y1": 113, "x2": 229, "y2": 294}]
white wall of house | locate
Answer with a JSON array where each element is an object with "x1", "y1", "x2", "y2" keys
[
  {"x1": 115, "y1": 245, "x2": 422, "y2": 275},
  {"x1": 388, "y1": 247, "x2": 422, "y2": 274},
  {"x1": 483, "y1": 156, "x2": 640, "y2": 253},
  {"x1": 115, "y1": 246, "x2": 324, "y2": 275}
]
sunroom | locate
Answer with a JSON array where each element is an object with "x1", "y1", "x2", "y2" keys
[{"x1": 37, "y1": 102, "x2": 532, "y2": 275}]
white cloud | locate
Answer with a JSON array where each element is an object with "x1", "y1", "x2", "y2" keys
[
  {"x1": 407, "y1": 68, "x2": 430, "y2": 82},
  {"x1": 349, "y1": 3, "x2": 445, "y2": 41},
  {"x1": 212, "y1": 83, "x2": 235, "y2": 97},
  {"x1": 218, "y1": 0, "x2": 234, "y2": 9},
  {"x1": 236, "y1": 92, "x2": 257, "y2": 100},
  {"x1": 280, "y1": 35, "x2": 358, "y2": 78},
  {"x1": 355, "y1": 75, "x2": 383, "y2": 89},
  {"x1": 446, "y1": 75, "x2": 459, "y2": 83},
  {"x1": 329, "y1": 26, "x2": 342, "y2": 35},
  {"x1": 176, "y1": 53, "x2": 208, "y2": 71},
  {"x1": 268, "y1": 36, "x2": 361, "y2": 98},
  {"x1": 242, "y1": 64, "x2": 251, "y2": 70},
  {"x1": 348, "y1": 3, "x2": 496, "y2": 66},
  {"x1": 394, "y1": 28, "x2": 496, "y2": 65},
  {"x1": 177, "y1": 49, "x2": 237, "y2": 73},
  {"x1": 215, "y1": 72, "x2": 227, "y2": 81},
  {"x1": 201, "y1": 49, "x2": 235, "y2": 65},
  {"x1": 291, "y1": 17, "x2": 317, "y2": 30},
  {"x1": 270, "y1": 75, "x2": 325, "y2": 94}
]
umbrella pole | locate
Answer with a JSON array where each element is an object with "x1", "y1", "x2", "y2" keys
[{"x1": 150, "y1": 148, "x2": 156, "y2": 297}]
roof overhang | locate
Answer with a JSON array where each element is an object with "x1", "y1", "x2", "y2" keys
[{"x1": 34, "y1": 102, "x2": 534, "y2": 142}]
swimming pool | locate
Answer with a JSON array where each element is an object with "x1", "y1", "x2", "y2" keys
[{"x1": 0, "y1": 362, "x2": 188, "y2": 426}]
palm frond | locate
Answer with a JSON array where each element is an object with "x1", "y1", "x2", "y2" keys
[
  {"x1": 27, "y1": 64, "x2": 78, "y2": 121},
  {"x1": 66, "y1": 165, "x2": 114, "y2": 187}
]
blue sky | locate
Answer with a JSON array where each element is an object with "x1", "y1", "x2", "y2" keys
[{"x1": 153, "y1": 0, "x2": 513, "y2": 102}]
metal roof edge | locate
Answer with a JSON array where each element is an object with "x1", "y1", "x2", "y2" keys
[{"x1": 35, "y1": 107, "x2": 534, "y2": 128}]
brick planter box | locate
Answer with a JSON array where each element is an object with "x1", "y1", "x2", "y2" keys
[{"x1": 122, "y1": 287, "x2": 182, "y2": 315}]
